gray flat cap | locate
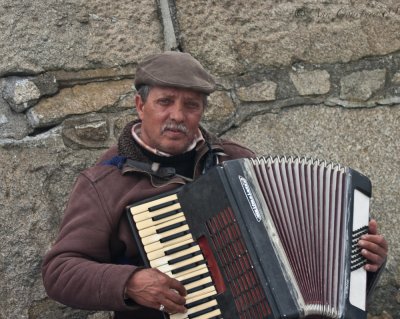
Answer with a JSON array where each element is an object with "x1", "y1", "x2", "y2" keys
[{"x1": 134, "y1": 51, "x2": 216, "y2": 94}]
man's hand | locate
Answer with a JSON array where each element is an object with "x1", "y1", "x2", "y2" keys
[
  {"x1": 358, "y1": 219, "x2": 388, "y2": 272},
  {"x1": 125, "y1": 268, "x2": 187, "y2": 314}
]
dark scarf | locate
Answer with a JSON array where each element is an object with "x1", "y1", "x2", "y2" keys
[{"x1": 117, "y1": 120, "x2": 221, "y2": 177}]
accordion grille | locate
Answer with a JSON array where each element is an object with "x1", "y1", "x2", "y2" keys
[
  {"x1": 249, "y1": 156, "x2": 368, "y2": 317},
  {"x1": 206, "y1": 207, "x2": 272, "y2": 319}
]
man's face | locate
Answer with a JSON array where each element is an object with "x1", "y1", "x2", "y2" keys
[{"x1": 135, "y1": 86, "x2": 205, "y2": 155}]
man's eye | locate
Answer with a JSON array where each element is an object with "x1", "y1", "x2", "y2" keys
[
  {"x1": 186, "y1": 102, "x2": 201, "y2": 109},
  {"x1": 158, "y1": 99, "x2": 172, "y2": 105}
]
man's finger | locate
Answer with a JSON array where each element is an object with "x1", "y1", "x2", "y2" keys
[
  {"x1": 168, "y1": 277, "x2": 187, "y2": 297},
  {"x1": 368, "y1": 219, "x2": 378, "y2": 235},
  {"x1": 360, "y1": 234, "x2": 388, "y2": 252}
]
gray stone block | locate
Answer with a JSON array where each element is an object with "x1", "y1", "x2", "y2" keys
[
  {"x1": 236, "y1": 80, "x2": 277, "y2": 102},
  {"x1": 0, "y1": 96, "x2": 32, "y2": 139},
  {"x1": 27, "y1": 80, "x2": 134, "y2": 128},
  {"x1": 175, "y1": 2, "x2": 400, "y2": 74},
  {"x1": 0, "y1": 0, "x2": 164, "y2": 76},
  {"x1": 290, "y1": 69, "x2": 331, "y2": 96},
  {"x1": 2, "y1": 77, "x2": 41, "y2": 112},
  {"x1": 62, "y1": 114, "x2": 111, "y2": 149},
  {"x1": 340, "y1": 69, "x2": 386, "y2": 102}
]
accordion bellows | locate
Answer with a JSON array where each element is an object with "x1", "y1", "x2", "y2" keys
[{"x1": 127, "y1": 156, "x2": 371, "y2": 319}]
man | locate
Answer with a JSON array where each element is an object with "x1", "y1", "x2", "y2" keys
[{"x1": 42, "y1": 51, "x2": 388, "y2": 319}]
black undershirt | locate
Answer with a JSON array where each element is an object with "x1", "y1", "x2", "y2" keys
[{"x1": 138, "y1": 146, "x2": 197, "y2": 179}]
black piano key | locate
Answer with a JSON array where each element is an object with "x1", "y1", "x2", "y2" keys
[
  {"x1": 187, "y1": 281, "x2": 214, "y2": 295},
  {"x1": 171, "y1": 259, "x2": 206, "y2": 275},
  {"x1": 168, "y1": 250, "x2": 203, "y2": 265},
  {"x1": 152, "y1": 208, "x2": 182, "y2": 221},
  {"x1": 160, "y1": 230, "x2": 190, "y2": 243},
  {"x1": 165, "y1": 242, "x2": 196, "y2": 255},
  {"x1": 181, "y1": 272, "x2": 210, "y2": 286},
  {"x1": 156, "y1": 221, "x2": 187, "y2": 234},
  {"x1": 148, "y1": 199, "x2": 178, "y2": 212},
  {"x1": 188, "y1": 305, "x2": 219, "y2": 319},
  {"x1": 185, "y1": 295, "x2": 215, "y2": 309},
  {"x1": 192, "y1": 316, "x2": 222, "y2": 319}
]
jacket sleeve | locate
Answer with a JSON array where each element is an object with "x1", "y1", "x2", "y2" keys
[
  {"x1": 42, "y1": 172, "x2": 140, "y2": 311},
  {"x1": 219, "y1": 139, "x2": 257, "y2": 160}
]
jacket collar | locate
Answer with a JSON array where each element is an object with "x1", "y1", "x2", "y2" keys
[{"x1": 117, "y1": 120, "x2": 226, "y2": 186}]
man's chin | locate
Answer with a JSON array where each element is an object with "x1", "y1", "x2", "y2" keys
[{"x1": 160, "y1": 142, "x2": 191, "y2": 155}]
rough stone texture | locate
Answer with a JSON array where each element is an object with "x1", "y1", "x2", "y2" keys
[
  {"x1": 62, "y1": 113, "x2": 111, "y2": 149},
  {"x1": 0, "y1": 132, "x2": 106, "y2": 319},
  {"x1": 51, "y1": 65, "x2": 136, "y2": 86},
  {"x1": 27, "y1": 79, "x2": 134, "y2": 128},
  {"x1": 236, "y1": 80, "x2": 277, "y2": 102},
  {"x1": 393, "y1": 72, "x2": 400, "y2": 84},
  {"x1": 176, "y1": 1, "x2": 400, "y2": 75},
  {"x1": 368, "y1": 311, "x2": 394, "y2": 319},
  {"x1": 0, "y1": 95, "x2": 33, "y2": 139},
  {"x1": 2, "y1": 74, "x2": 59, "y2": 113},
  {"x1": 2, "y1": 77, "x2": 41, "y2": 112},
  {"x1": 340, "y1": 69, "x2": 387, "y2": 102},
  {"x1": 289, "y1": 69, "x2": 331, "y2": 96},
  {"x1": 203, "y1": 90, "x2": 236, "y2": 133},
  {"x1": 223, "y1": 104, "x2": 400, "y2": 317},
  {"x1": 31, "y1": 73, "x2": 59, "y2": 97},
  {"x1": 87, "y1": 312, "x2": 113, "y2": 319},
  {"x1": 0, "y1": 0, "x2": 164, "y2": 76}
]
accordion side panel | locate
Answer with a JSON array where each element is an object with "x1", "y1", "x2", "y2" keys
[{"x1": 342, "y1": 168, "x2": 371, "y2": 319}]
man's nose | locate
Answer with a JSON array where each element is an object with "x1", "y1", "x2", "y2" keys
[{"x1": 169, "y1": 102, "x2": 185, "y2": 121}]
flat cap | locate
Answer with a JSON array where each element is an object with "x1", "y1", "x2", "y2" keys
[{"x1": 134, "y1": 51, "x2": 216, "y2": 94}]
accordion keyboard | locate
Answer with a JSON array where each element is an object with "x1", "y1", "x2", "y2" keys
[{"x1": 129, "y1": 194, "x2": 223, "y2": 319}]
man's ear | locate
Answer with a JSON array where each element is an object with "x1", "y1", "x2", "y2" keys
[{"x1": 135, "y1": 94, "x2": 145, "y2": 120}]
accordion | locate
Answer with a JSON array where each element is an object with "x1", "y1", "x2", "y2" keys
[{"x1": 126, "y1": 156, "x2": 371, "y2": 319}]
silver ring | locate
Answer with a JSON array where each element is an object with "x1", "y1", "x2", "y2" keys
[{"x1": 159, "y1": 304, "x2": 165, "y2": 312}]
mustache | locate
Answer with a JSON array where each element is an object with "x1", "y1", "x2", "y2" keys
[{"x1": 161, "y1": 121, "x2": 188, "y2": 134}]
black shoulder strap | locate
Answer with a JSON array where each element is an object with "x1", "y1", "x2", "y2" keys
[{"x1": 125, "y1": 159, "x2": 176, "y2": 179}]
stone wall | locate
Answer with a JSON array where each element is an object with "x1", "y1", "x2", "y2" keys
[{"x1": 0, "y1": 1, "x2": 399, "y2": 318}]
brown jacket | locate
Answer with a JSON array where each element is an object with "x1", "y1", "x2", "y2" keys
[{"x1": 42, "y1": 122, "x2": 255, "y2": 319}]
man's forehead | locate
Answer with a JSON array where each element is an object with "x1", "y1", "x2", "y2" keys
[{"x1": 149, "y1": 86, "x2": 204, "y2": 99}]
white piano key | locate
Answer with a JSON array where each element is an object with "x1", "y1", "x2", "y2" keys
[
  {"x1": 139, "y1": 215, "x2": 187, "y2": 238},
  {"x1": 147, "y1": 238, "x2": 195, "y2": 261},
  {"x1": 169, "y1": 291, "x2": 220, "y2": 319},
  {"x1": 174, "y1": 264, "x2": 209, "y2": 282},
  {"x1": 129, "y1": 194, "x2": 178, "y2": 215},
  {"x1": 190, "y1": 308, "x2": 222, "y2": 319},
  {"x1": 165, "y1": 264, "x2": 209, "y2": 282},
  {"x1": 149, "y1": 245, "x2": 201, "y2": 268},
  {"x1": 141, "y1": 224, "x2": 190, "y2": 246},
  {"x1": 143, "y1": 233, "x2": 193, "y2": 254},
  {"x1": 187, "y1": 299, "x2": 218, "y2": 315},
  {"x1": 184, "y1": 277, "x2": 212, "y2": 292},
  {"x1": 157, "y1": 254, "x2": 204, "y2": 274},
  {"x1": 185, "y1": 286, "x2": 218, "y2": 305},
  {"x1": 136, "y1": 211, "x2": 185, "y2": 230},
  {"x1": 132, "y1": 203, "x2": 182, "y2": 223}
]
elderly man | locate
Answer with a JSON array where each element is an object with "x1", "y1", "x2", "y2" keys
[{"x1": 42, "y1": 51, "x2": 387, "y2": 319}]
